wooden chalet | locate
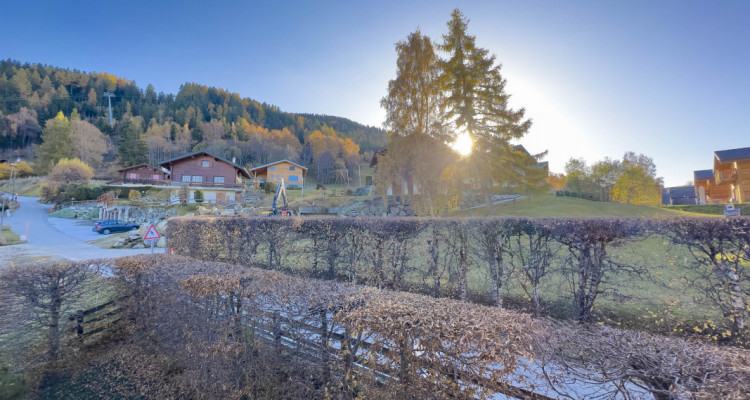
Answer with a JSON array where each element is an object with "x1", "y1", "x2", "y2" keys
[
  {"x1": 692, "y1": 146, "x2": 750, "y2": 204},
  {"x1": 118, "y1": 164, "x2": 170, "y2": 185},
  {"x1": 247, "y1": 160, "x2": 307, "y2": 188}
]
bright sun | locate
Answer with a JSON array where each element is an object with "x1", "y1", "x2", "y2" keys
[{"x1": 451, "y1": 132, "x2": 473, "y2": 156}]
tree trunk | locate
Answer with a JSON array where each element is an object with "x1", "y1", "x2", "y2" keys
[
  {"x1": 725, "y1": 266, "x2": 746, "y2": 338},
  {"x1": 458, "y1": 231, "x2": 468, "y2": 302}
]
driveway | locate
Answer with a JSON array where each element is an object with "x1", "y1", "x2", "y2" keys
[{"x1": 0, "y1": 196, "x2": 155, "y2": 265}]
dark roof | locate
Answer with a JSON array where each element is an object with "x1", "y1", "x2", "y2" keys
[
  {"x1": 159, "y1": 151, "x2": 251, "y2": 178},
  {"x1": 662, "y1": 186, "x2": 697, "y2": 205},
  {"x1": 370, "y1": 148, "x2": 387, "y2": 168},
  {"x1": 513, "y1": 144, "x2": 530, "y2": 155},
  {"x1": 248, "y1": 159, "x2": 308, "y2": 173},
  {"x1": 117, "y1": 163, "x2": 161, "y2": 172},
  {"x1": 714, "y1": 147, "x2": 750, "y2": 163},
  {"x1": 694, "y1": 169, "x2": 714, "y2": 181}
]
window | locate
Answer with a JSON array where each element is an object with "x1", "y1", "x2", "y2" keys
[
  {"x1": 192, "y1": 176, "x2": 203, "y2": 183},
  {"x1": 152, "y1": 174, "x2": 160, "y2": 180},
  {"x1": 182, "y1": 175, "x2": 191, "y2": 182},
  {"x1": 288, "y1": 176, "x2": 299, "y2": 182},
  {"x1": 127, "y1": 173, "x2": 137, "y2": 179},
  {"x1": 214, "y1": 176, "x2": 225, "y2": 184},
  {"x1": 289, "y1": 166, "x2": 296, "y2": 171},
  {"x1": 201, "y1": 161, "x2": 210, "y2": 167}
]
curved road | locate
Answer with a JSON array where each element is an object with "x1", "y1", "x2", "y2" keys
[{"x1": 1, "y1": 196, "x2": 153, "y2": 265}]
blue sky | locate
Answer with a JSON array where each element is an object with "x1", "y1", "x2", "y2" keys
[{"x1": 1, "y1": 0, "x2": 749, "y2": 186}]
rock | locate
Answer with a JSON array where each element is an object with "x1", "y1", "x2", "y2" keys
[
  {"x1": 127, "y1": 232, "x2": 141, "y2": 241},
  {"x1": 238, "y1": 208, "x2": 253, "y2": 214},
  {"x1": 184, "y1": 213, "x2": 195, "y2": 217},
  {"x1": 133, "y1": 243, "x2": 146, "y2": 249},
  {"x1": 197, "y1": 207, "x2": 211, "y2": 216},
  {"x1": 220, "y1": 210, "x2": 234, "y2": 216},
  {"x1": 114, "y1": 239, "x2": 125, "y2": 247}
]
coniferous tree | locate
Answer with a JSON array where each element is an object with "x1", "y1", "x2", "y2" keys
[
  {"x1": 439, "y1": 9, "x2": 537, "y2": 210},
  {"x1": 117, "y1": 116, "x2": 148, "y2": 167}
]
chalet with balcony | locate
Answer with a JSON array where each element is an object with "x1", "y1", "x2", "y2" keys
[
  {"x1": 248, "y1": 160, "x2": 307, "y2": 188},
  {"x1": 118, "y1": 164, "x2": 170, "y2": 186},
  {"x1": 712, "y1": 147, "x2": 750, "y2": 203},
  {"x1": 158, "y1": 151, "x2": 251, "y2": 202}
]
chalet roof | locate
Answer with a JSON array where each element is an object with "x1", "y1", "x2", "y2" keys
[
  {"x1": 693, "y1": 169, "x2": 714, "y2": 181},
  {"x1": 513, "y1": 144, "x2": 529, "y2": 155},
  {"x1": 370, "y1": 148, "x2": 387, "y2": 168},
  {"x1": 662, "y1": 186, "x2": 697, "y2": 205},
  {"x1": 248, "y1": 159, "x2": 308, "y2": 173},
  {"x1": 117, "y1": 163, "x2": 161, "y2": 173},
  {"x1": 714, "y1": 147, "x2": 750, "y2": 163},
  {"x1": 158, "y1": 150, "x2": 251, "y2": 178}
]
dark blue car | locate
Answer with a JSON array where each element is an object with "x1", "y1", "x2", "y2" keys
[{"x1": 93, "y1": 220, "x2": 139, "y2": 234}]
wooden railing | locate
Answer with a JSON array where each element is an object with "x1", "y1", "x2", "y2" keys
[
  {"x1": 67, "y1": 294, "x2": 129, "y2": 347},
  {"x1": 715, "y1": 169, "x2": 737, "y2": 184}
]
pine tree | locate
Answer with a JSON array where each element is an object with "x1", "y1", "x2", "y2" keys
[
  {"x1": 439, "y1": 9, "x2": 536, "y2": 210},
  {"x1": 36, "y1": 111, "x2": 74, "y2": 174},
  {"x1": 117, "y1": 116, "x2": 147, "y2": 167}
]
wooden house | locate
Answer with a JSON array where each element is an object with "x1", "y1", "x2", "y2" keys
[
  {"x1": 248, "y1": 160, "x2": 307, "y2": 188},
  {"x1": 118, "y1": 164, "x2": 170, "y2": 185},
  {"x1": 158, "y1": 151, "x2": 251, "y2": 203},
  {"x1": 711, "y1": 147, "x2": 750, "y2": 203},
  {"x1": 693, "y1": 169, "x2": 714, "y2": 204}
]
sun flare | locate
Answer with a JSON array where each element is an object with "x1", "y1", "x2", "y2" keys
[{"x1": 451, "y1": 132, "x2": 473, "y2": 156}]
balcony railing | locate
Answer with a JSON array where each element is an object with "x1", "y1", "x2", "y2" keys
[
  {"x1": 715, "y1": 169, "x2": 737, "y2": 184},
  {"x1": 170, "y1": 181, "x2": 244, "y2": 189},
  {"x1": 109, "y1": 178, "x2": 243, "y2": 189}
]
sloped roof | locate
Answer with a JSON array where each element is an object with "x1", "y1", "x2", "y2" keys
[
  {"x1": 117, "y1": 163, "x2": 161, "y2": 173},
  {"x1": 693, "y1": 169, "x2": 714, "y2": 181},
  {"x1": 714, "y1": 147, "x2": 750, "y2": 163},
  {"x1": 158, "y1": 150, "x2": 251, "y2": 178},
  {"x1": 248, "y1": 159, "x2": 308, "y2": 173}
]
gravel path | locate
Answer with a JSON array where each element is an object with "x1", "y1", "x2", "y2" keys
[{"x1": 0, "y1": 196, "x2": 155, "y2": 266}]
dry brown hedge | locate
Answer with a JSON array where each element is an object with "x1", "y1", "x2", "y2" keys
[{"x1": 107, "y1": 254, "x2": 749, "y2": 400}]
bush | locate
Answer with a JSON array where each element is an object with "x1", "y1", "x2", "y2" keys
[
  {"x1": 40, "y1": 182, "x2": 58, "y2": 203},
  {"x1": 53, "y1": 184, "x2": 105, "y2": 204},
  {"x1": 14, "y1": 161, "x2": 33, "y2": 177},
  {"x1": 48, "y1": 158, "x2": 94, "y2": 184},
  {"x1": 194, "y1": 188, "x2": 204, "y2": 204},
  {"x1": 263, "y1": 181, "x2": 277, "y2": 194},
  {"x1": 128, "y1": 189, "x2": 141, "y2": 201}
]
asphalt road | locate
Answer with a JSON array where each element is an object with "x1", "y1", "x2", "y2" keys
[{"x1": 0, "y1": 196, "x2": 153, "y2": 265}]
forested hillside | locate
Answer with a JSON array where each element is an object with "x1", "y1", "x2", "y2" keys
[{"x1": 0, "y1": 60, "x2": 387, "y2": 180}]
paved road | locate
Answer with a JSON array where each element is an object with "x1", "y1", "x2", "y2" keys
[{"x1": 0, "y1": 196, "x2": 153, "y2": 265}]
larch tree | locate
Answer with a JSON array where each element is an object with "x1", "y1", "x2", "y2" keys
[
  {"x1": 378, "y1": 30, "x2": 456, "y2": 214},
  {"x1": 70, "y1": 109, "x2": 107, "y2": 168},
  {"x1": 439, "y1": 9, "x2": 536, "y2": 211},
  {"x1": 36, "y1": 111, "x2": 74, "y2": 174}
]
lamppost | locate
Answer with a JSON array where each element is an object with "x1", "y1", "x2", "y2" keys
[{"x1": 353, "y1": 162, "x2": 361, "y2": 187}]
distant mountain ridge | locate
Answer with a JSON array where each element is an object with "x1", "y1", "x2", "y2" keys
[{"x1": 0, "y1": 59, "x2": 388, "y2": 153}]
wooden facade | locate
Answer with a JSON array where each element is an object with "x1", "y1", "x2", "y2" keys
[
  {"x1": 248, "y1": 160, "x2": 307, "y2": 188},
  {"x1": 159, "y1": 151, "x2": 250, "y2": 189},
  {"x1": 118, "y1": 164, "x2": 169, "y2": 185},
  {"x1": 694, "y1": 147, "x2": 750, "y2": 204}
]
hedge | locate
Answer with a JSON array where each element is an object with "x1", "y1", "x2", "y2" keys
[{"x1": 108, "y1": 254, "x2": 749, "y2": 400}]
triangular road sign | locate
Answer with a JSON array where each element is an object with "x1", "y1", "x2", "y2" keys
[{"x1": 143, "y1": 224, "x2": 161, "y2": 240}]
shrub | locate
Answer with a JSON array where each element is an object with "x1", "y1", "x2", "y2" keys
[
  {"x1": 128, "y1": 189, "x2": 141, "y2": 201},
  {"x1": 263, "y1": 181, "x2": 277, "y2": 194},
  {"x1": 40, "y1": 182, "x2": 58, "y2": 203},
  {"x1": 14, "y1": 161, "x2": 33, "y2": 177},
  {"x1": 193, "y1": 188, "x2": 204, "y2": 204},
  {"x1": 48, "y1": 158, "x2": 94, "y2": 184}
]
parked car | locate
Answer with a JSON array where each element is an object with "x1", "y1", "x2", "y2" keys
[{"x1": 93, "y1": 220, "x2": 140, "y2": 234}]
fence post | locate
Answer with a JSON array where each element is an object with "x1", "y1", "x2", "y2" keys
[{"x1": 273, "y1": 311, "x2": 281, "y2": 355}]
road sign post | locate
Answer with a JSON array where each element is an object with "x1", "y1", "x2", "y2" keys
[{"x1": 143, "y1": 223, "x2": 162, "y2": 254}]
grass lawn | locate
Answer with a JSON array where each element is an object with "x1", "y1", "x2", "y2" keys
[
  {"x1": 452, "y1": 193, "x2": 710, "y2": 217},
  {"x1": 0, "y1": 226, "x2": 23, "y2": 245},
  {"x1": 0, "y1": 177, "x2": 44, "y2": 197}
]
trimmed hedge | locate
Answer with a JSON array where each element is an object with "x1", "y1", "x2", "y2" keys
[
  {"x1": 109, "y1": 254, "x2": 749, "y2": 400},
  {"x1": 168, "y1": 216, "x2": 750, "y2": 343}
]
